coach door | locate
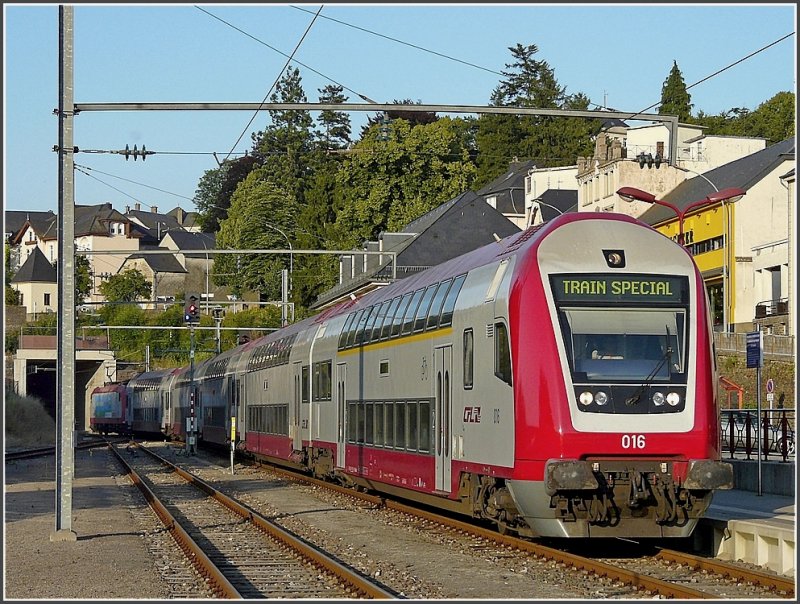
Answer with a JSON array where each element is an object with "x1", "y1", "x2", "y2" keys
[
  {"x1": 336, "y1": 363, "x2": 347, "y2": 468},
  {"x1": 292, "y1": 361, "x2": 303, "y2": 451},
  {"x1": 434, "y1": 345, "x2": 453, "y2": 492}
]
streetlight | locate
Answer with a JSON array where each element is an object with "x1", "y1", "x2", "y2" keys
[{"x1": 616, "y1": 186, "x2": 745, "y2": 247}]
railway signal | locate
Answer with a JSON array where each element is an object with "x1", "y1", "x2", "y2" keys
[{"x1": 184, "y1": 293, "x2": 200, "y2": 323}]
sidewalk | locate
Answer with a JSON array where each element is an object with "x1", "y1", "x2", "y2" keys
[{"x1": 708, "y1": 488, "x2": 795, "y2": 527}]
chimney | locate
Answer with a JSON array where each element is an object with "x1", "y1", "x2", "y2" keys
[
  {"x1": 125, "y1": 205, "x2": 130, "y2": 213},
  {"x1": 134, "y1": 203, "x2": 141, "y2": 211},
  {"x1": 151, "y1": 206, "x2": 158, "y2": 214}
]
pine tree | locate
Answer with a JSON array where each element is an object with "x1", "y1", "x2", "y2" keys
[
  {"x1": 659, "y1": 60, "x2": 693, "y2": 122},
  {"x1": 475, "y1": 43, "x2": 595, "y2": 187}
]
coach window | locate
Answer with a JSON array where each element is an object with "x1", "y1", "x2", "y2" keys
[
  {"x1": 440, "y1": 274, "x2": 466, "y2": 327},
  {"x1": 391, "y1": 292, "x2": 413, "y2": 337},
  {"x1": 380, "y1": 297, "x2": 401, "y2": 340},
  {"x1": 406, "y1": 402, "x2": 418, "y2": 451},
  {"x1": 494, "y1": 321, "x2": 513, "y2": 386},
  {"x1": 347, "y1": 401, "x2": 357, "y2": 443},
  {"x1": 426, "y1": 278, "x2": 453, "y2": 329},
  {"x1": 374, "y1": 402, "x2": 384, "y2": 447},
  {"x1": 363, "y1": 305, "x2": 381, "y2": 344},
  {"x1": 356, "y1": 306, "x2": 376, "y2": 345},
  {"x1": 302, "y1": 365, "x2": 310, "y2": 404},
  {"x1": 338, "y1": 314, "x2": 351, "y2": 349},
  {"x1": 401, "y1": 289, "x2": 425, "y2": 336},
  {"x1": 395, "y1": 402, "x2": 406, "y2": 450},
  {"x1": 418, "y1": 400, "x2": 431, "y2": 453},
  {"x1": 413, "y1": 284, "x2": 438, "y2": 333},
  {"x1": 365, "y1": 402, "x2": 374, "y2": 445},
  {"x1": 385, "y1": 401, "x2": 395, "y2": 448},
  {"x1": 372, "y1": 299, "x2": 393, "y2": 342},
  {"x1": 345, "y1": 309, "x2": 365, "y2": 348},
  {"x1": 463, "y1": 329, "x2": 474, "y2": 389}
]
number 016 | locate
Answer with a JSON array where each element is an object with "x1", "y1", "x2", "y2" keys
[{"x1": 621, "y1": 434, "x2": 646, "y2": 449}]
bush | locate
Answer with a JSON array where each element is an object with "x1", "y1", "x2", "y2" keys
[{"x1": 4, "y1": 390, "x2": 56, "y2": 449}]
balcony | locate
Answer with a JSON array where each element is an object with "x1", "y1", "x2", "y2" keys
[{"x1": 755, "y1": 297, "x2": 789, "y2": 318}]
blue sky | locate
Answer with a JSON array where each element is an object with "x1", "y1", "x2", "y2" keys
[{"x1": 4, "y1": 3, "x2": 797, "y2": 216}]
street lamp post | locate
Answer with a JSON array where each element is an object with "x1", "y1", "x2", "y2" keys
[
  {"x1": 263, "y1": 222, "x2": 293, "y2": 290},
  {"x1": 616, "y1": 186, "x2": 745, "y2": 247}
]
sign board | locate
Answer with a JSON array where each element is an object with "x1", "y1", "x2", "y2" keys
[
  {"x1": 745, "y1": 331, "x2": 763, "y2": 368},
  {"x1": 767, "y1": 392, "x2": 774, "y2": 403},
  {"x1": 766, "y1": 378, "x2": 775, "y2": 393}
]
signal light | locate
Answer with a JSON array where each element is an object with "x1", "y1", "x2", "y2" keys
[{"x1": 184, "y1": 293, "x2": 200, "y2": 323}]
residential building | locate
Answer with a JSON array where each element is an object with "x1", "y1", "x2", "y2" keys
[
  {"x1": 9, "y1": 246, "x2": 57, "y2": 319},
  {"x1": 637, "y1": 138, "x2": 795, "y2": 334},
  {"x1": 7, "y1": 211, "x2": 59, "y2": 270}
]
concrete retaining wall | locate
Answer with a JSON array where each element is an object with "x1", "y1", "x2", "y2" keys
[{"x1": 727, "y1": 458, "x2": 795, "y2": 496}]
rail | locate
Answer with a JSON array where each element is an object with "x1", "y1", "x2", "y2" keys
[{"x1": 720, "y1": 408, "x2": 796, "y2": 462}]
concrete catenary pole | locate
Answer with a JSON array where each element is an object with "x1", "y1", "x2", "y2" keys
[{"x1": 51, "y1": 3, "x2": 77, "y2": 542}]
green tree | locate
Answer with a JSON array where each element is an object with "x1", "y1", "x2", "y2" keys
[
  {"x1": 659, "y1": 60, "x2": 693, "y2": 122},
  {"x1": 194, "y1": 154, "x2": 259, "y2": 232},
  {"x1": 693, "y1": 92, "x2": 795, "y2": 143},
  {"x1": 333, "y1": 116, "x2": 477, "y2": 246},
  {"x1": 474, "y1": 43, "x2": 596, "y2": 187},
  {"x1": 739, "y1": 91, "x2": 795, "y2": 143},
  {"x1": 316, "y1": 83, "x2": 352, "y2": 151},
  {"x1": 5, "y1": 243, "x2": 20, "y2": 305},
  {"x1": 75, "y1": 254, "x2": 92, "y2": 303},
  {"x1": 251, "y1": 67, "x2": 314, "y2": 205},
  {"x1": 98, "y1": 268, "x2": 152, "y2": 303},
  {"x1": 214, "y1": 169, "x2": 297, "y2": 301}
]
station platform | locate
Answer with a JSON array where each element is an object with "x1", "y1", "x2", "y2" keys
[{"x1": 698, "y1": 488, "x2": 796, "y2": 578}]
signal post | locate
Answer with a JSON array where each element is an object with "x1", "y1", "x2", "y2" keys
[{"x1": 184, "y1": 294, "x2": 200, "y2": 454}]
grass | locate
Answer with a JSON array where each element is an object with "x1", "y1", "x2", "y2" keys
[{"x1": 4, "y1": 390, "x2": 56, "y2": 449}]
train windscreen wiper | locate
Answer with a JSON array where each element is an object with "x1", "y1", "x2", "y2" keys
[{"x1": 625, "y1": 326, "x2": 673, "y2": 407}]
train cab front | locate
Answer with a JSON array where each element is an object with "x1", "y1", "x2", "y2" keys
[{"x1": 509, "y1": 270, "x2": 732, "y2": 538}]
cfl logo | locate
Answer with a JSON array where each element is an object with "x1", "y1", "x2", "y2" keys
[{"x1": 463, "y1": 406, "x2": 481, "y2": 423}]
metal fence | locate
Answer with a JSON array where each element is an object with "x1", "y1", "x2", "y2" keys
[
  {"x1": 714, "y1": 332, "x2": 794, "y2": 360},
  {"x1": 720, "y1": 408, "x2": 795, "y2": 462}
]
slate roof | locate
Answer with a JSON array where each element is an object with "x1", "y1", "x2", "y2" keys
[
  {"x1": 8, "y1": 212, "x2": 58, "y2": 244},
  {"x1": 126, "y1": 209, "x2": 185, "y2": 246},
  {"x1": 166, "y1": 206, "x2": 200, "y2": 229},
  {"x1": 639, "y1": 137, "x2": 795, "y2": 226},
  {"x1": 11, "y1": 246, "x2": 56, "y2": 283},
  {"x1": 533, "y1": 189, "x2": 579, "y2": 222},
  {"x1": 476, "y1": 159, "x2": 537, "y2": 215},
  {"x1": 5, "y1": 210, "x2": 55, "y2": 240},
  {"x1": 74, "y1": 203, "x2": 131, "y2": 237},
  {"x1": 166, "y1": 230, "x2": 216, "y2": 258},
  {"x1": 312, "y1": 190, "x2": 520, "y2": 309},
  {"x1": 124, "y1": 250, "x2": 187, "y2": 274}
]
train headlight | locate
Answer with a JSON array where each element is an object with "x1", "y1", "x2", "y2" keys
[
  {"x1": 579, "y1": 391, "x2": 594, "y2": 406},
  {"x1": 666, "y1": 391, "x2": 681, "y2": 406},
  {"x1": 652, "y1": 391, "x2": 666, "y2": 406},
  {"x1": 595, "y1": 391, "x2": 609, "y2": 406}
]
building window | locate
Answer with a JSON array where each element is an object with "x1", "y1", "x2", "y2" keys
[{"x1": 44, "y1": 293, "x2": 51, "y2": 306}]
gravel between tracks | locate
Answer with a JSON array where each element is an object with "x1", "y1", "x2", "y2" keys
[{"x1": 4, "y1": 443, "x2": 620, "y2": 600}]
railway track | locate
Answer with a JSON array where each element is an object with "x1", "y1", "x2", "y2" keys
[
  {"x1": 108, "y1": 441, "x2": 395, "y2": 599},
  {"x1": 240, "y1": 455, "x2": 794, "y2": 599},
  {"x1": 5, "y1": 435, "x2": 127, "y2": 461}
]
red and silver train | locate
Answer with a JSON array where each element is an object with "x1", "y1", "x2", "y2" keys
[{"x1": 91, "y1": 212, "x2": 733, "y2": 539}]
